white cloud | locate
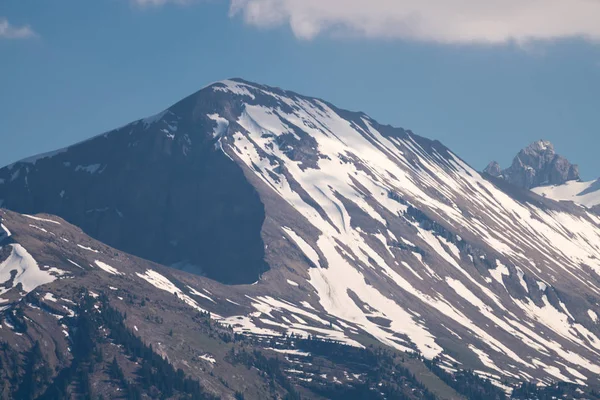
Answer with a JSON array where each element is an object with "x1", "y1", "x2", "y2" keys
[
  {"x1": 0, "y1": 18, "x2": 36, "y2": 39},
  {"x1": 227, "y1": 0, "x2": 600, "y2": 44}
]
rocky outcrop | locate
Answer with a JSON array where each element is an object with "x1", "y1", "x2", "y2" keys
[
  {"x1": 483, "y1": 161, "x2": 502, "y2": 177},
  {"x1": 485, "y1": 140, "x2": 580, "y2": 189}
]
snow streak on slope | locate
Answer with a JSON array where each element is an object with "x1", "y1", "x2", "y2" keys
[
  {"x1": 24, "y1": 214, "x2": 61, "y2": 225},
  {"x1": 94, "y1": 260, "x2": 121, "y2": 276},
  {"x1": 136, "y1": 269, "x2": 218, "y2": 317},
  {"x1": 211, "y1": 80, "x2": 600, "y2": 384},
  {"x1": 0, "y1": 223, "x2": 10, "y2": 240}
]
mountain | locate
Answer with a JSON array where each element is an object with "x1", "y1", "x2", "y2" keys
[
  {"x1": 487, "y1": 140, "x2": 600, "y2": 209},
  {"x1": 0, "y1": 85, "x2": 269, "y2": 285},
  {"x1": 484, "y1": 140, "x2": 580, "y2": 189},
  {"x1": 3, "y1": 79, "x2": 600, "y2": 397},
  {"x1": 1, "y1": 208, "x2": 473, "y2": 400}
]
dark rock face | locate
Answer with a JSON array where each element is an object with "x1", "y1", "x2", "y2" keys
[
  {"x1": 487, "y1": 140, "x2": 580, "y2": 189},
  {"x1": 0, "y1": 87, "x2": 268, "y2": 285}
]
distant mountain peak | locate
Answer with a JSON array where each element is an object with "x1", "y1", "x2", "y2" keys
[
  {"x1": 487, "y1": 140, "x2": 580, "y2": 189},
  {"x1": 483, "y1": 161, "x2": 502, "y2": 177},
  {"x1": 524, "y1": 139, "x2": 554, "y2": 153}
]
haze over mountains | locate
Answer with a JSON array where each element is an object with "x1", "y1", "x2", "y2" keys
[{"x1": 1, "y1": 79, "x2": 600, "y2": 399}]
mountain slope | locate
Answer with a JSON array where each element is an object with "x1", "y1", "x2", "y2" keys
[
  {"x1": 0, "y1": 208, "x2": 485, "y2": 400},
  {"x1": 2, "y1": 79, "x2": 600, "y2": 391},
  {"x1": 0, "y1": 91, "x2": 268, "y2": 284},
  {"x1": 532, "y1": 178, "x2": 600, "y2": 208}
]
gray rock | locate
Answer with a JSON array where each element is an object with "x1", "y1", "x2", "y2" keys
[
  {"x1": 483, "y1": 161, "x2": 502, "y2": 177},
  {"x1": 488, "y1": 140, "x2": 580, "y2": 189}
]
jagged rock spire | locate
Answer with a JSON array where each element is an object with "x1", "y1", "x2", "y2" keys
[
  {"x1": 486, "y1": 140, "x2": 580, "y2": 189},
  {"x1": 484, "y1": 161, "x2": 502, "y2": 178}
]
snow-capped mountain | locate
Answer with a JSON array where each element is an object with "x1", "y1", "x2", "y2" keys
[{"x1": 2, "y1": 79, "x2": 600, "y2": 392}]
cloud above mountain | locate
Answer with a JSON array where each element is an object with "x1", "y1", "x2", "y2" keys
[
  {"x1": 0, "y1": 18, "x2": 36, "y2": 39},
  {"x1": 228, "y1": 0, "x2": 600, "y2": 43},
  {"x1": 133, "y1": 0, "x2": 600, "y2": 44}
]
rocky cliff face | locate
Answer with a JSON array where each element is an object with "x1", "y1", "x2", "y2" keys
[
  {"x1": 485, "y1": 140, "x2": 580, "y2": 189},
  {"x1": 0, "y1": 87, "x2": 268, "y2": 284}
]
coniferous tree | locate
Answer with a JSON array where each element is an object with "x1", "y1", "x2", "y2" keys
[
  {"x1": 108, "y1": 357, "x2": 123, "y2": 381},
  {"x1": 14, "y1": 341, "x2": 50, "y2": 400}
]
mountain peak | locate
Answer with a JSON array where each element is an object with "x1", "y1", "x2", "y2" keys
[
  {"x1": 483, "y1": 161, "x2": 502, "y2": 177},
  {"x1": 524, "y1": 139, "x2": 554, "y2": 154},
  {"x1": 487, "y1": 140, "x2": 580, "y2": 189}
]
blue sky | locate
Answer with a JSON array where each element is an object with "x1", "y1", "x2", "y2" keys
[{"x1": 1, "y1": 0, "x2": 599, "y2": 178}]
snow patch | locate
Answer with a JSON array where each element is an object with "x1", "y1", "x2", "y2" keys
[
  {"x1": 0, "y1": 223, "x2": 11, "y2": 239},
  {"x1": 77, "y1": 244, "x2": 99, "y2": 253},
  {"x1": 268, "y1": 348, "x2": 311, "y2": 357},
  {"x1": 199, "y1": 354, "x2": 216, "y2": 364},
  {"x1": 212, "y1": 80, "x2": 256, "y2": 99},
  {"x1": 67, "y1": 259, "x2": 84, "y2": 269},
  {"x1": 0, "y1": 244, "x2": 56, "y2": 295},
  {"x1": 136, "y1": 270, "x2": 215, "y2": 316},
  {"x1": 282, "y1": 227, "x2": 321, "y2": 267},
  {"x1": 29, "y1": 223, "x2": 48, "y2": 233},
  {"x1": 489, "y1": 260, "x2": 509, "y2": 289},
  {"x1": 43, "y1": 293, "x2": 58, "y2": 302},
  {"x1": 188, "y1": 286, "x2": 216, "y2": 303},
  {"x1": 533, "y1": 179, "x2": 600, "y2": 208},
  {"x1": 94, "y1": 260, "x2": 121, "y2": 275},
  {"x1": 24, "y1": 215, "x2": 61, "y2": 225},
  {"x1": 207, "y1": 113, "x2": 230, "y2": 138}
]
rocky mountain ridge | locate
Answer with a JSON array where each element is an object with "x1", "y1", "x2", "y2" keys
[{"x1": 484, "y1": 140, "x2": 580, "y2": 189}]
